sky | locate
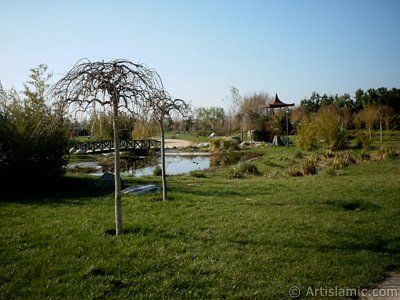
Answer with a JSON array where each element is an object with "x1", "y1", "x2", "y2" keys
[{"x1": 1, "y1": 0, "x2": 399, "y2": 110}]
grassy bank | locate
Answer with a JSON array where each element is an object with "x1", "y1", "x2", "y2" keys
[{"x1": 1, "y1": 148, "x2": 400, "y2": 298}]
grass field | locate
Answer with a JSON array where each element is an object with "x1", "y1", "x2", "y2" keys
[{"x1": 1, "y1": 145, "x2": 400, "y2": 299}]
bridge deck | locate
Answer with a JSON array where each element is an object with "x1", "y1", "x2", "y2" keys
[{"x1": 71, "y1": 139, "x2": 161, "y2": 154}]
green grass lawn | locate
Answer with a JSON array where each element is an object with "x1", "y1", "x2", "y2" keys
[{"x1": 1, "y1": 149, "x2": 400, "y2": 299}]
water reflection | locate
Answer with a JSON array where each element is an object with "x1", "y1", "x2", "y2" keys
[
  {"x1": 67, "y1": 151, "x2": 263, "y2": 177},
  {"x1": 129, "y1": 155, "x2": 210, "y2": 177}
]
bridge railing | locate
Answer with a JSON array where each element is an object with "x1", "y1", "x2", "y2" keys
[{"x1": 71, "y1": 139, "x2": 161, "y2": 154}]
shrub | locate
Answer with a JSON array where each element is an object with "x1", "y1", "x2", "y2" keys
[
  {"x1": 326, "y1": 166, "x2": 341, "y2": 176},
  {"x1": 227, "y1": 162, "x2": 260, "y2": 179},
  {"x1": 355, "y1": 132, "x2": 372, "y2": 149},
  {"x1": 296, "y1": 110, "x2": 347, "y2": 151},
  {"x1": 252, "y1": 129, "x2": 268, "y2": 142},
  {"x1": 300, "y1": 157, "x2": 318, "y2": 175},
  {"x1": 293, "y1": 151, "x2": 304, "y2": 159},
  {"x1": 0, "y1": 65, "x2": 69, "y2": 185},
  {"x1": 339, "y1": 150, "x2": 357, "y2": 166},
  {"x1": 288, "y1": 168, "x2": 303, "y2": 177},
  {"x1": 314, "y1": 109, "x2": 347, "y2": 150},
  {"x1": 153, "y1": 165, "x2": 162, "y2": 176},
  {"x1": 238, "y1": 162, "x2": 260, "y2": 176},
  {"x1": 296, "y1": 117, "x2": 317, "y2": 150},
  {"x1": 210, "y1": 137, "x2": 239, "y2": 152},
  {"x1": 360, "y1": 149, "x2": 370, "y2": 161},
  {"x1": 227, "y1": 167, "x2": 245, "y2": 179},
  {"x1": 190, "y1": 170, "x2": 206, "y2": 178},
  {"x1": 372, "y1": 145, "x2": 399, "y2": 160}
]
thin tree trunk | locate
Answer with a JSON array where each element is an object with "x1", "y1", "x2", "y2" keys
[
  {"x1": 160, "y1": 121, "x2": 167, "y2": 202},
  {"x1": 379, "y1": 117, "x2": 383, "y2": 144},
  {"x1": 113, "y1": 100, "x2": 123, "y2": 235}
]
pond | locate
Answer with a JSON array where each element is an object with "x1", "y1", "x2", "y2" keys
[
  {"x1": 67, "y1": 154, "x2": 211, "y2": 177},
  {"x1": 67, "y1": 151, "x2": 262, "y2": 177}
]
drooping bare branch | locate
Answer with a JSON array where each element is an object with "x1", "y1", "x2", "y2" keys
[
  {"x1": 51, "y1": 58, "x2": 164, "y2": 117},
  {"x1": 50, "y1": 58, "x2": 166, "y2": 236}
]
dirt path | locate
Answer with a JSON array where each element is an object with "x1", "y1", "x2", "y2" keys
[
  {"x1": 163, "y1": 139, "x2": 194, "y2": 149},
  {"x1": 359, "y1": 273, "x2": 400, "y2": 299}
]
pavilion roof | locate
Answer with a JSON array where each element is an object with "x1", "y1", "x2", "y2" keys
[{"x1": 262, "y1": 93, "x2": 295, "y2": 108}]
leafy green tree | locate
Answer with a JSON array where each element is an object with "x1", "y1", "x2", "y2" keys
[
  {"x1": 296, "y1": 116, "x2": 317, "y2": 150},
  {"x1": 0, "y1": 65, "x2": 69, "y2": 184},
  {"x1": 355, "y1": 106, "x2": 379, "y2": 139},
  {"x1": 296, "y1": 108, "x2": 346, "y2": 150},
  {"x1": 224, "y1": 86, "x2": 242, "y2": 133},
  {"x1": 195, "y1": 106, "x2": 225, "y2": 134}
]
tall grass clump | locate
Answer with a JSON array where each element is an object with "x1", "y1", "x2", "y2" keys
[
  {"x1": 153, "y1": 165, "x2": 162, "y2": 176},
  {"x1": 372, "y1": 144, "x2": 399, "y2": 160},
  {"x1": 228, "y1": 162, "x2": 260, "y2": 178},
  {"x1": 288, "y1": 157, "x2": 318, "y2": 177},
  {"x1": 210, "y1": 137, "x2": 239, "y2": 152}
]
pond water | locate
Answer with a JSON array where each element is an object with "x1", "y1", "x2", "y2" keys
[
  {"x1": 130, "y1": 155, "x2": 210, "y2": 177},
  {"x1": 67, "y1": 154, "x2": 211, "y2": 177},
  {"x1": 67, "y1": 151, "x2": 262, "y2": 177}
]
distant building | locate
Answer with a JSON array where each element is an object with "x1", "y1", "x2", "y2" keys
[{"x1": 261, "y1": 93, "x2": 294, "y2": 115}]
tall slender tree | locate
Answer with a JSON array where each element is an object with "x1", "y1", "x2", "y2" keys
[
  {"x1": 148, "y1": 91, "x2": 190, "y2": 202},
  {"x1": 51, "y1": 59, "x2": 164, "y2": 235}
]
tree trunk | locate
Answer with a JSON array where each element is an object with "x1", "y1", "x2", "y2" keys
[
  {"x1": 113, "y1": 100, "x2": 123, "y2": 235},
  {"x1": 160, "y1": 122, "x2": 167, "y2": 202}
]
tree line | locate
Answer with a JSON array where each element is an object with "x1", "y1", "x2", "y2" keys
[
  {"x1": 0, "y1": 65, "x2": 69, "y2": 184},
  {"x1": 3, "y1": 64, "x2": 398, "y2": 187},
  {"x1": 189, "y1": 87, "x2": 399, "y2": 143},
  {"x1": 89, "y1": 85, "x2": 398, "y2": 148}
]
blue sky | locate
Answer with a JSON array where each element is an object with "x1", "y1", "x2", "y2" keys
[{"x1": 1, "y1": 0, "x2": 399, "y2": 109}]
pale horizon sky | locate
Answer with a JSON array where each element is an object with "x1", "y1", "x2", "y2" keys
[{"x1": 1, "y1": 0, "x2": 399, "y2": 110}]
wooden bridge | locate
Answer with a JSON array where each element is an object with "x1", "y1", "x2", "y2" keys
[{"x1": 70, "y1": 139, "x2": 161, "y2": 155}]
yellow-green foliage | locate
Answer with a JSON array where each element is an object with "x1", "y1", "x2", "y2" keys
[
  {"x1": 296, "y1": 117, "x2": 317, "y2": 150},
  {"x1": 210, "y1": 137, "x2": 239, "y2": 152},
  {"x1": 296, "y1": 110, "x2": 346, "y2": 150}
]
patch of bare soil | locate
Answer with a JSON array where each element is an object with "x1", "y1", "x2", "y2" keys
[
  {"x1": 163, "y1": 139, "x2": 193, "y2": 149},
  {"x1": 359, "y1": 273, "x2": 400, "y2": 300}
]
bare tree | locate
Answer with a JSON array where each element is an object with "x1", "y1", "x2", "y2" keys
[
  {"x1": 51, "y1": 59, "x2": 163, "y2": 235},
  {"x1": 148, "y1": 90, "x2": 190, "y2": 202}
]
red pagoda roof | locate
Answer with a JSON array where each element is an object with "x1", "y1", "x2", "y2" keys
[{"x1": 262, "y1": 93, "x2": 294, "y2": 108}]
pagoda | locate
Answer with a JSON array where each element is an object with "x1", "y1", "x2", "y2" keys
[{"x1": 261, "y1": 93, "x2": 294, "y2": 115}]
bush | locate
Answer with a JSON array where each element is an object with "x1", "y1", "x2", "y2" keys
[
  {"x1": 355, "y1": 132, "x2": 372, "y2": 149},
  {"x1": 372, "y1": 145, "x2": 399, "y2": 160},
  {"x1": 300, "y1": 157, "x2": 318, "y2": 175},
  {"x1": 238, "y1": 162, "x2": 260, "y2": 176},
  {"x1": 360, "y1": 149, "x2": 371, "y2": 160},
  {"x1": 0, "y1": 66, "x2": 69, "y2": 186},
  {"x1": 153, "y1": 165, "x2": 162, "y2": 176},
  {"x1": 210, "y1": 137, "x2": 239, "y2": 152},
  {"x1": 227, "y1": 168, "x2": 245, "y2": 179},
  {"x1": 293, "y1": 151, "x2": 304, "y2": 159},
  {"x1": 326, "y1": 166, "x2": 341, "y2": 176},
  {"x1": 288, "y1": 168, "x2": 303, "y2": 177},
  {"x1": 190, "y1": 170, "x2": 206, "y2": 178},
  {"x1": 296, "y1": 110, "x2": 347, "y2": 151},
  {"x1": 227, "y1": 162, "x2": 261, "y2": 179},
  {"x1": 252, "y1": 129, "x2": 268, "y2": 142},
  {"x1": 296, "y1": 117, "x2": 317, "y2": 151}
]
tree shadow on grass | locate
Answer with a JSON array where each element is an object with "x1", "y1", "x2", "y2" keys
[
  {"x1": 315, "y1": 235, "x2": 400, "y2": 256},
  {"x1": 0, "y1": 175, "x2": 114, "y2": 205}
]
